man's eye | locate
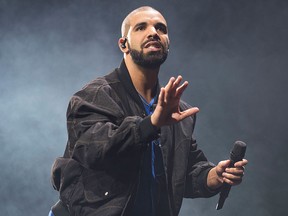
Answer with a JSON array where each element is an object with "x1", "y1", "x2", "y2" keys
[
  {"x1": 156, "y1": 25, "x2": 167, "y2": 34},
  {"x1": 136, "y1": 26, "x2": 145, "y2": 31}
]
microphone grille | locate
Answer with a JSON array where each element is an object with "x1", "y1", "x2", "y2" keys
[{"x1": 231, "y1": 140, "x2": 247, "y2": 160}]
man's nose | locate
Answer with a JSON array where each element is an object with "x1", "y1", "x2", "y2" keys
[{"x1": 147, "y1": 27, "x2": 160, "y2": 39}]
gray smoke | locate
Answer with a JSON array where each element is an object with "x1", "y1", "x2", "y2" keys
[{"x1": 1, "y1": 0, "x2": 287, "y2": 215}]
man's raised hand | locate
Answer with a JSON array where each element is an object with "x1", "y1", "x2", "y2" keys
[{"x1": 151, "y1": 76, "x2": 199, "y2": 127}]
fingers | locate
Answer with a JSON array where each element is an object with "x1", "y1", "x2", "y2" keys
[
  {"x1": 158, "y1": 87, "x2": 165, "y2": 107},
  {"x1": 224, "y1": 168, "x2": 244, "y2": 178},
  {"x1": 154, "y1": 75, "x2": 197, "y2": 126},
  {"x1": 234, "y1": 159, "x2": 248, "y2": 167},
  {"x1": 222, "y1": 159, "x2": 248, "y2": 186},
  {"x1": 164, "y1": 77, "x2": 176, "y2": 102},
  {"x1": 218, "y1": 160, "x2": 231, "y2": 171},
  {"x1": 174, "y1": 107, "x2": 199, "y2": 121},
  {"x1": 172, "y1": 76, "x2": 183, "y2": 94},
  {"x1": 218, "y1": 159, "x2": 247, "y2": 171},
  {"x1": 164, "y1": 76, "x2": 187, "y2": 101},
  {"x1": 223, "y1": 168, "x2": 243, "y2": 185},
  {"x1": 223, "y1": 176, "x2": 242, "y2": 186},
  {"x1": 176, "y1": 81, "x2": 189, "y2": 99}
]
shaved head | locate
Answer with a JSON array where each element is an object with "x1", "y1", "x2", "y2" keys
[
  {"x1": 121, "y1": 6, "x2": 166, "y2": 37},
  {"x1": 119, "y1": 6, "x2": 170, "y2": 69}
]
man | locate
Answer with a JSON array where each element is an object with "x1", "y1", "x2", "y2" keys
[{"x1": 50, "y1": 6, "x2": 248, "y2": 216}]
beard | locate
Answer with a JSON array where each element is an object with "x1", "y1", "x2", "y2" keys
[{"x1": 128, "y1": 42, "x2": 168, "y2": 69}]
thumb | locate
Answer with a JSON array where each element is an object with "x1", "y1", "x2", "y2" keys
[{"x1": 216, "y1": 160, "x2": 230, "y2": 175}]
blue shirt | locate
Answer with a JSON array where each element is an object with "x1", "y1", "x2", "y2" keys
[{"x1": 131, "y1": 95, "x2": 164, "y2": 216}]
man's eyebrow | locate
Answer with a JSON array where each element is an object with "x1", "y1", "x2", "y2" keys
[
  {"x1": 156, "y1": 22, "x2": 167, "y2": 29},
  {"x1": 133, "y1": 22, "x2": 147, "y2": 30}
]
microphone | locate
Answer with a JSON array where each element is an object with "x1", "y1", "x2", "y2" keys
[{"x1": 216, "y1": 140, "x2": 247, "y2": 210}]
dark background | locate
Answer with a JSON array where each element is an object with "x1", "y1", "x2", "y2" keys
[{"x1": 1, "y1": 0, "x2": 287, "y2": 215}]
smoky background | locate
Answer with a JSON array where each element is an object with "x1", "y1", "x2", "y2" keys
[{"x1": 0, "y1": 0, "x2": 287, "y2": 215}]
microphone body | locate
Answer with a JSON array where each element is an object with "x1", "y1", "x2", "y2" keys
[{"x1": 216, "y1": 141, "x2": 247, "y2": 210}]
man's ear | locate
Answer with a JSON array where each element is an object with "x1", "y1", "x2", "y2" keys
[{"x1": 118, "y1": 37, "x2": 127, "y2": 52}]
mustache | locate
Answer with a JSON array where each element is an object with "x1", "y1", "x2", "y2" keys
[{"x1": 141, "y1": 38, "x2": 164, "y2": 49}]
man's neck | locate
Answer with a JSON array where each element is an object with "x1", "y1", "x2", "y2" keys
[{"x1": 125, "y1": 58, "x2": 159, "y2": 102}]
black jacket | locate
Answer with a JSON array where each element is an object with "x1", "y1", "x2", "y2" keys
[{"x1": 51, "y1": 60, "x2": 218, "y2": 216}]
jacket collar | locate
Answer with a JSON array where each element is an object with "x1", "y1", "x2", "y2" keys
[{"x1": 117, "y1": 59, "x2": 160, "y2": 110}]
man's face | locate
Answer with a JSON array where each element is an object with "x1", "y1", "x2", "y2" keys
[{"x1": 126, "y1": 10, "x2": 170, "y2": 69}]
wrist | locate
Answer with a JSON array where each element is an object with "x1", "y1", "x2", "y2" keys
[
  {"x1": 139, "y1": 116, "x2": 160, "y2": 143},
  {"x1": 150, "y1": 113, "x2": 160, "y2": 128}
]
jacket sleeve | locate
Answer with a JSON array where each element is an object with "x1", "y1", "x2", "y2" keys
[
  {"x1": 182, "y1": 112, "x2": 220, "y2": 198},
  {"x1": 66, "y1": 83, "x2": 159, "y2": 170},
  {"x1": 184, "y1": 139, "x2": 220, "y2": 198}
]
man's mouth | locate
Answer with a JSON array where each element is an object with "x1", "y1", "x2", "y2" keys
[{"x1": 143, "y1": 41, "x2": 162, "y2": 51}]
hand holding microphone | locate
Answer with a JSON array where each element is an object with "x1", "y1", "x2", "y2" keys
[{"x1": 216, "y1": 141, "x2": 248, "y2": 210}]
